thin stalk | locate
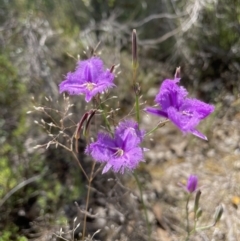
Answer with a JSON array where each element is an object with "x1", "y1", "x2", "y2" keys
[
  {"x1": 72, "y1": 152, "x2": 89, "y2": 182},
  {"x1": 185, "y1": 194, "x2": 191, "y2": 241},
  {"x1": 135, "y1": 94, "x2": 140, "y2": 123},
  {"x1": 188, "y1": 222, "x2": 218, "y2": 237},
  {"x1": 145, "y1": 120, "x2": 169, "y2": 136},
  {"x1": 133, "y1": 68, "x2": 140, "y2": 124},
  {"x1": 133, "y1": 172, "x2": 151, "y2": 239},
  {"x1": 192, "y1": 207, "x2": 198, "y2": 235},
  {"x1": 82, "y1": 161, "x2": 96, "y2": 240},
  {"x1": 195, "y1": 224, "x2": 215, "y2": 231}
]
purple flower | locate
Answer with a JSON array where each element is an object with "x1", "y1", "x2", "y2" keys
[
  {"x1": 186, "y1": 175, "x2": 198, "y2": 193},
  {"x1": 85, "y1": 120, "x2": 145, "y2": 174},
  {"x1": 145, "y1": 78, "x2": 214, "y2": 140},
  {"x1": 59, "y1": 57, "x2": 115, "y2": 102}
]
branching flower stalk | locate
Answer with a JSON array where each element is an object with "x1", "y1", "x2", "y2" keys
[
  {"x1": 49, "y1": 28, "x2": 216, "y2": 241},
  {"x1": 183, "y1": 176, "x2": 223, "y2": 241}
]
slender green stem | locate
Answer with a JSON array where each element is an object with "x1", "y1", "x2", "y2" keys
[
  {"x1": 185, "y1": 194, "x2": 191, "y2": 241},
  {"x1": 193, "y1": 207, "x2": 197, "y2": 234},
  {"x1": 145, "y1": 120, "x2": 169, "y2": 136},
  {"x1": 132, "y1": 68, "x2": 140, "y2": 124},
  {"x1": 195, "y1": 223, "x2": 215, "y2": 232},
  {"x1": 135, "y1": 94, "x2": 140, "y2": 123},
  {"x1": 188, "y1": 222, "x2": 216, "y2": 238},
  {"x1": 133, "y1": 172, "x2": 151, "y2": 239}
]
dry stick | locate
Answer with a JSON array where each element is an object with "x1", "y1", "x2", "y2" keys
[{"x1": 82, "y1": 161, "x2": 96, "y2": 240}]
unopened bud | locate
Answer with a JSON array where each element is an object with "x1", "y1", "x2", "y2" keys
[
  {"x1": 132, "y1": 29, "x2": 138, "y2": 69},
  {"x1": 214, "y1": 204, "x2": 223, "y2": 224},
  {"x1": 194, "y1": 190, "x2": 201, "y2": 214},
  {"x1": 186, "y1": 175, "x2": 198, "y2": 193},
  {"x1": 84, "y1": 109, "x2": 97, "y2": 137},
  {"x1": 75, "y1": 112, "x2": 89, "y2": 140},
  {"x1": 110, "y1": 65, "x2": 115, "y2": 73},
  {"x1": 196, "y1": 208, "x2": 202, "y2": 219},
  {"x1": 75, "y1": 112, "x2": 89, "y2": 153}
]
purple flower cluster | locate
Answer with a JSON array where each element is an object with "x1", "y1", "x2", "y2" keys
[
  {"x1": 59, "y1": 56, "x2": 215, "y2": 174},
  {"x1": 59, "y1": 57, "x2": 115, "y2": 102},
  {"x1": 145, "y1": 78, "x2": 214, "y2": 140},
  {"x1": 85, "y1": 120, "x2": 146, "y2": 174}
]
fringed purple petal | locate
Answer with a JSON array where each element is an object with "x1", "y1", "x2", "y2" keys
[
  {"x1": 114, "y1": 120, "x2": 145, "y2": 150},
  {"x1": 102, "y1": 162, "x2": 112, "y2": 174},
  {"x1": 85, "y1": 133, "x2": 115, "y2": 162},
  {"x1": 182, "y1": 98, "x2": 215, "y2": 120},
  {"x1": 167, "y1": 106, "x2": 200, "y2": 133},
  {"x1": 75, "y1": 57, "x2": 104, "y2": 83},
  {"x1": 191, "y1": 129, "x2": 208, "y2": 140},
  {"x1": 95, "y1": 70, "x2": 115, "y2": 84},
  {"x1": 155, "y1": 79, "x2": 188, "y2": 110},
  {"x1": 145, "y1": 107, "x2": 168, "y2": 118}
]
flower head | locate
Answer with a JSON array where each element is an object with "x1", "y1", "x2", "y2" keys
[
  {"x1": 145, "y1": 78, "x2": 214, "y2": 140},
  {"x1": 85, "y1": 120, "x2": 145, "y2": 174},
  {"x1": 186, "y1": 175, "x2": 198, "y2": 193},
  {"x1": 59, "y1": 57, "x2": 115, "y2": 102}
]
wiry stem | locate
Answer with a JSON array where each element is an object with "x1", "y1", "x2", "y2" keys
[
  {"x1": 133, "y1": 172, "x2": 151, "y2": 240},
  {"x1": 146, "y1": 120, "x2": 169, "y2": 136},
  {"x1": 72, "y1": 152, "x2": 89, "y2": 182},
  {"x1": 82, "y1": 161, "x2": 96, "y2": 240},
  {"x1": 185, "y1": 194, "x2": 191, "y2": 241}
]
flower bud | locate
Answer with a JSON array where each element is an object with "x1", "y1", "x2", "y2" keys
[
  {"x1": 213, "y1": 204, "x2": 223, "y2": 224},
  {"x1": 132, "y1": 29, "x2": 138, "y2": 69},
  {"x1": 186, "y1": 175, "x2": 198, "y2": 193},
  {"x1": 84, "y1": 109, "x2": 97, "y2": 137},
  {"x1": 75, "y1": 109, "x2": 96, "y2": 153},
  {"x1": 196, "y1": 208, "x2": 202, "y2": 219},
  {"x1": 194, "y1": 190, "x2": 201, "y2": 213}
]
